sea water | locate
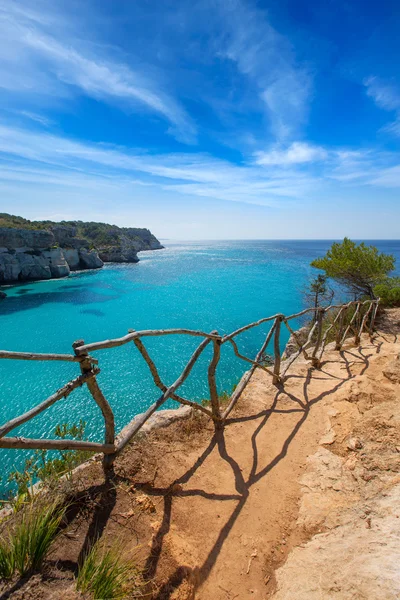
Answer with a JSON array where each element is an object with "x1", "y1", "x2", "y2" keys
[{"x1": 1, "y1": 239, "x2": 399, "y2": 494}]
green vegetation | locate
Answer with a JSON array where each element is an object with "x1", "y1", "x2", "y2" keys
[
  {"x1": 311, "y1": 238, "x2": 395, "y2": 299},
  {"x1": 77, "y1": 541, "x2": 137, "y2": 600},
  {"x1": 0, "y1": 502, "x2": 64, "y2": 579},
  {"x1": 374, "y1": 277, "x2": 400, "y2": 307},
  {"x1": 0, "y1": 213, "x2": 156, "y2": 250},
  {"x1": 0, "y1": 539, "x2": 15, "y2": 579},
  {"x1": 321, "y1": 303, "x2": 369, "y2": 344},
  {"x1": 305, "y1": 274, "x2": 334, "y2": 318},
  {"x1": 6, "y1": 421, "x2": 91, "y2": 503}
]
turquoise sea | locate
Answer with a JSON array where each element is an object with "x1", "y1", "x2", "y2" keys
[{"x1": 1, "y1": 239, "x2": 400, "y2": 495}]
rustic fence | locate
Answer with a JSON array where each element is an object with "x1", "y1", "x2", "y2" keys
[{"x1": 0, "y1": 299, "x2": 379, "y2": 473}]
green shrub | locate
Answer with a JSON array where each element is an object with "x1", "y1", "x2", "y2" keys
[
  {"x1": 374, "y1": 278, "x2": 400, "y2": 307},
  {"x1": 0, "y1": 538, "x2": 14, "y2": 580},
  {"x1": 77, "y1": 541, "x2": 135, "y2": 599},
  {"x1": 0, "y1": 502, "x2": 64, "y2": 580},
  {"x1": 311, "y1": 238, "x2": 395, "y2": 298},
  {"x1": 321, "y1": 303, "x2": 371, "y2": 344},
  {"x1": 11, "y1": 502, "x2": 64, "y2": 576},
  {"x1": 8, "y1": 420, "x2": 91, "y2": 502}
]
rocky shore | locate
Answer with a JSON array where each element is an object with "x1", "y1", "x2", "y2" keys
[{"x1": 0, "y1": 216, "x2": 163, "y2": 286}]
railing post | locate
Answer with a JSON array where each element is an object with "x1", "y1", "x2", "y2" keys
[
  {"x1": 73, "y1": 340, "x2": 116, "y2": 476},
  {"x1": 369, "y1": 300, "x2": 378, "y2": 335},
  {"x1": 311, "y1": 309, "x2": 324, "y2": 368},
  {"x1": 208, "y1": 332, "x2": 222, "y2": 428},
  {"x1": 272, "y1": 316, "x2": 282, "y2": 385},
  {"x1": 354, "y1": 302, "x2": 362, "y2": 345},
  {"x1": 335, "y1": 307, "x2": 346, "y2": 351}
]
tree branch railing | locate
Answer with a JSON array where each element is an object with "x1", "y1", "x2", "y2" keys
[{"x1": 0, "y1": 299, "x2": 379, "y2": 475}]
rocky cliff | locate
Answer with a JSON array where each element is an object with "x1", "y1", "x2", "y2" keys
[{"x1": 0, "y1": 215, "x2": 163, "y2": 284}]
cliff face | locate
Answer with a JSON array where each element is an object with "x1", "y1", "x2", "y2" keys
[
  {"x1": 0, "y1": 215, "x2": 163, "y2": 284},
  {"x1": 0, "y1": 227, "x2": 103, "y2": 283}
]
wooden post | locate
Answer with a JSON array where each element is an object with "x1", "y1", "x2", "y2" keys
[
  {"x1": 335, "y1": 307, "x2": 346, "y2": 351},
  {"x1": 311, "y1": 310, "x2": 324, "y2": 368},
  {"x1": 369, "y1": 300, "x2": 378, "y2": 335},
  {"x1": 339, "y1": 303, "x2": 361, "y2": 348},
  {"x1": 272, "y1": 316, "x2": 282, "y2": 385},
  {"x1": 73, "y1": 340, "x2": 115, "y2": 475},
  {"x1": 357, "y1": 301, "x2": 374, "y2": 343},
  {"x1": 222, "y1": 320, "x2": 276, "y2": 420},
  {"x1": 208, "y1": 334, "x2": 222, "y2": 428},
  {"x1": 354, "y1": 303, "x2": 362, "y2": 345}
]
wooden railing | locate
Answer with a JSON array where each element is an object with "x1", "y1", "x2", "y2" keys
[{"x1": 0, "y1": 299, "x2": 379, "y2": 474}]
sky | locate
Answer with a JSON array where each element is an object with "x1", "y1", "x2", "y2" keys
[{"x1": 0, "y1": 0, "x2": 399, "y2": 240}]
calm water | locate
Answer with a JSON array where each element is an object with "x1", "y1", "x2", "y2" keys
[{"x1": 1, "y1": 239, "x2": 399, "y2": 494}]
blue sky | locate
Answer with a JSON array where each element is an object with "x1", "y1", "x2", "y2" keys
[{"x1": 0, "y1": 0, "x2": 399, "y2": 239}]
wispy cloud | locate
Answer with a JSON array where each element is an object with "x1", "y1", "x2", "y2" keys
[
  {"x1": 364, "y1": 76, "x2": 400, "y2": 138},
  {"x1": 254, "y1": 142, "x2": 327, "y2": 166},
  {"x1": 0, "y1": 0, "x2": 196, "y2": 143},
  {"x1": 18, "y1": 111, "x2": 54, "y2": 127},
  {"x1": 217, "y1": 0, "x2": 312, "y2": 139},
  {"x1": 0, "y1": 124, "x2": 399, "y2": 213}
]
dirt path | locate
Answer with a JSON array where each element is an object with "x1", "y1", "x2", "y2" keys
[
  {"x1": 155, "y1": 340, "x2": 376, "y2": 600},
  {"x1": 2, "y1": 316, "x2": 399, "y2": 600},
  {"x1": 146, "y1": 326, "x2": 399, "y2": 599}
]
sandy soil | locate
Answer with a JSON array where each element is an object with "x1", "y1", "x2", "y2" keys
[{"x1": 1, "y1": 310, "x2": 399, "y2": 600}]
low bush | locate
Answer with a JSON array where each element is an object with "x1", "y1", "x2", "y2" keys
[
  {"x1": 7, "y1": 420, "x2": 91, "y2": 502},
  {"x1": 0, "y1": 538, "x2": 14, "y2": 580},
  {"x1": 12, "y1": 502, "x2": 64, "y2": 576},
  {"x1": 321, "y1": 303, "x2": 371, "y2": 344},
  {"x1": 0, "y1": 502, "x2": 64, "y2": 580},
  {"x1": 374, "y1": 277, "x2": 400, "y2": 307},
  {"x1": 77, "y1": 541, "x2": 137, "y2": 599}
]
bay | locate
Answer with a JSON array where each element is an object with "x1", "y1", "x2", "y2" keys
[{"x1": 1, "y1": 239, "x2": 399, "y2": 495}]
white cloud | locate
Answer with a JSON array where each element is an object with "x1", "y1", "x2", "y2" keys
[
  {"x1": 255, "y1": 142, "x2": 327, "y2": 166},
  {"x1": 0, "y1": 124, "x2": 321, "y2": 206},
  {"x1": 369, "y1": 165, "x2": 400, "y2": 188},
  {"x1": 218, "y1": 0, "x2": 311, "y2": 139},
  {"x1": 0, "y1": 0, "x2": 196, "y2": 143},
  {"x1": 364, "y1": 76, "x2": 400, "y2": 111},
  {"x1": 0, "y1": 124, "x2": 399, "y2": 219},
  {"x1": 18, "y1": 111, "x2": 53, "y2": 126},
  {"x1": 364, "y1": 76, "x2": 400, "y2": 138}
]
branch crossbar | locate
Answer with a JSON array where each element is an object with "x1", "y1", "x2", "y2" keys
[{"x1": 0, "y1": 299, "x2": 379, "y2": 473}]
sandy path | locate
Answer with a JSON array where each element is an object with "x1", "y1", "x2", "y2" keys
[{"x1": 150, "y1": 331, "x2": 391, "y2": 599}]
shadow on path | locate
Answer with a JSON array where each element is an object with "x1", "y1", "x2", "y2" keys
[{"x1": 142, "y1": 343, "x2": 376, "y2": 598}]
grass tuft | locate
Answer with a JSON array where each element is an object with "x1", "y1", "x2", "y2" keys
[
  {"x1": 77, "y1": 540, "x2": 135, "y2": 599},
  {"x1": 11, "y1": 501, "x2": 64, "y2": 576},
  {"x1": 0, "y1": 538, "x2": 14, "y2": 580}
]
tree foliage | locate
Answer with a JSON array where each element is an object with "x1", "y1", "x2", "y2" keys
[
  {"x1": 374, "y1": 277, "x2": 400, "y2": 307},
  {"x1": 311, "y1": 238, "x2": 395, "y2": 298}
]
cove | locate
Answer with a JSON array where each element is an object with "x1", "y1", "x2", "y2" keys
[{"x1": 1, "y1": 239, "x2": 400, "y2": 495}]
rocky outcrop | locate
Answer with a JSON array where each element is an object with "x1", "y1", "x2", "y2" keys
[
  {"x1": 0, "y1": 228, "x2": 53, "y2": 250},
  {"x1": 0, "y1": 217, "x2": 163, "y2": 284},
  {"x1": 79, "y1": 248, "x2": 104, "y2": 270},
  {"x1": 50, "y1": 225, "x2": 90, "y2": 250},
  {"x1": 282, "y1": 325, "x2": 310, "y2": 359},
  {"x1": 0, "y1": 227, "x2": 102, "y2": 283},
  {"x1": 98, "y1": 233, "x2": 141, "y2": 263}
]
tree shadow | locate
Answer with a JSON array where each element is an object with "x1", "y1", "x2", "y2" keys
[{"x1": 149, "y1": 345, "x2": 374, "y2": 598}]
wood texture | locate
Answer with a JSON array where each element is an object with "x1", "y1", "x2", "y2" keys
[
  {"x1": 222, "y1": 321, "x2": 276, "y2": 419},
  {"x1": 115, "y1": 337, "x2": 212, "y2": 452},
  {"x1": 208, "y1": 336, "x2": 222, "y2": 424},
  {"x1": 0, "y1": 370, "x2": 98, "y2": 439},
  {"x1": 0, "y1": 437, "x2": 115, "y2": 453},
  {"x1": 0, "y1": 351, "x2": 82, "y2": 362},
  {"x1": 272, "y1": 316, "x2": 282, "y2": 385},
  {"x1": 133, "y1": 336, "x2": 213, "y2": 417}
]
